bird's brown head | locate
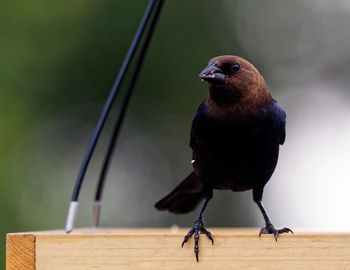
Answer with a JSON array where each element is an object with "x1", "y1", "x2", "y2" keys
[{"x1": 199, "y1": 55, "x2": 271, "y2": 107}]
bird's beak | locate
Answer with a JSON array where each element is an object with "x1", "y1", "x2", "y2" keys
[{"x1": 199, "y1": 62, "x2": 226, "y2": 85}]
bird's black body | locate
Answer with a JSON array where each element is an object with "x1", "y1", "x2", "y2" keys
[
  {"x1": 155, "y1": 55, "x2": 292, "y2": 261},
  {"x1": 191, "y1": 99, "x2": 285, "y2": 193}
]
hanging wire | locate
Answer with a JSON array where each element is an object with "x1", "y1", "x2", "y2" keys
[
  {"x1": 65, "y1": 0, "x2": 160, "y2": 233},
  {"x1": 92, "y1": 0, "x2": 164, "y2": 229}
]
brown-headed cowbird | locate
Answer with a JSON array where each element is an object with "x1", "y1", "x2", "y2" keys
[{"x1": 155, "y1": 55, "x2": 292, "y2": 261}]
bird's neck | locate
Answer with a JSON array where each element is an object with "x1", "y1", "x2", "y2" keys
[{"x1": 207, "y1": 85, "x2": 273, "y2": 119}]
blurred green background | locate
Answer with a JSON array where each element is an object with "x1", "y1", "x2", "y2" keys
[{"x1": 2, "y1": 0, "x2": 350, "y2": 267}]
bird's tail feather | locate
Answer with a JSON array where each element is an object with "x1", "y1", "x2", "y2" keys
[{"x1": 155, "y1": 172, "x2": 204, "y2": 214}]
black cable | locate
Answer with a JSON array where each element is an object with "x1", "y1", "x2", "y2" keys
[
  {"x1": 92, "y1": 0, "x2": 165, "y2": 228},
  {"x1": 65, "y1": 0, "x2": 159, "y2": 233}
]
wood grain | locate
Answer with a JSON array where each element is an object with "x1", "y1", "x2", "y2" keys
[
  {"x1": 6, "y1": 233, "x2": 35, "y2": 270},
  {"x1": 6, "y1": 228, "x2": 350, "y2": 270}
]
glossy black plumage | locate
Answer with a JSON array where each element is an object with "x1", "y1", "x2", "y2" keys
[
  {"x1": 193, "y1": 99, "x2": 285, "y2": 189},
  {"x1": 155, "y1": 55, "x2": 292, "y2": 261}
]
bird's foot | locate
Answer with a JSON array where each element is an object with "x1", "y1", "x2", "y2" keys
[
  {"x1": 181, "y1": 218, "x2": 214, "y2": 261},
  {"x1": 259, "y1": 223, "x2": 293, "y2": 241}
]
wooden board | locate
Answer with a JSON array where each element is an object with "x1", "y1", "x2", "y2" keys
[{"x1": 6, "y1": 228, "x2": 350, "y2": 270}]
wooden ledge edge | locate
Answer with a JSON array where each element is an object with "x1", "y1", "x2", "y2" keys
[
  {"x1": 6, "y1": 233, "x2": 35, "y2": 270},
  {"x1": 6, "y1": 228, "x2": 350, "y2": 270},
  {"x1": 6, "y1": 228, "x2": 350, "y2": 237}
]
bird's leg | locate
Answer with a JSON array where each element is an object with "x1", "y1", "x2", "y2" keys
[
  {"x1": 253, "y1": 188, "x2": 293, "y2": 241},
  {"x1": 182, "y1": 191, "x2": 213, "y2": 262}
]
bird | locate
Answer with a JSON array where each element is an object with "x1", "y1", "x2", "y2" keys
[{"x1": 155, "y1": 55, "x2": 292, "y2": 261}]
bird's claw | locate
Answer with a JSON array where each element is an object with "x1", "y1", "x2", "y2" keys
[
  {"x1": 259, "y1": 224, "x2": 293, "y2": 241},
  {"x1": 181, "y1": 218, "x2": 214, "y2": 261},
  {"x1": 181, "y1": 228, "x2": 195, "y2": 247}
]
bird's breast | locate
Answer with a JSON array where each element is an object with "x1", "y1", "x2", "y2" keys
[{"x1": 192, "y1": 114, "x2": 280, "y2": 190}]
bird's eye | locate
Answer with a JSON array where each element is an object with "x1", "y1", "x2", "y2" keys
[{"x1": 230, "y1": 63, "x2": 240, "y2": 73}]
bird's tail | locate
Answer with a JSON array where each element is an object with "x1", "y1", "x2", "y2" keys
[{"x1": 155, "y1": 172, "x2": 205, "y2": 214}]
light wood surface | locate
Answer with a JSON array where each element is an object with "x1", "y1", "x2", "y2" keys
[{"x1": 6, "y1": 228, "x2": 350, "y2": 270}]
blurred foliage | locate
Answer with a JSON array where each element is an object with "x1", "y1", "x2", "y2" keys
[{"x1": 2, "y1": 0, "x2": 350, "y2": 268}]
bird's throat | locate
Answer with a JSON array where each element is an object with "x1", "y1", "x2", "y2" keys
[
  {"x1": 208, "y1": 85, "x2": 243, "y2": 107},
  {"x1": 208, "y1": 84, "x2": 273, "y2": 117}
]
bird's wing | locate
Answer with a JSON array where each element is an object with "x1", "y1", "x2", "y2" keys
[
  {"x1": 271, "y1": 100, "x2": 287, "y2": 145},
  {"x1": 189, "y1": 101, "x2": 207, "y2": 151}
]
